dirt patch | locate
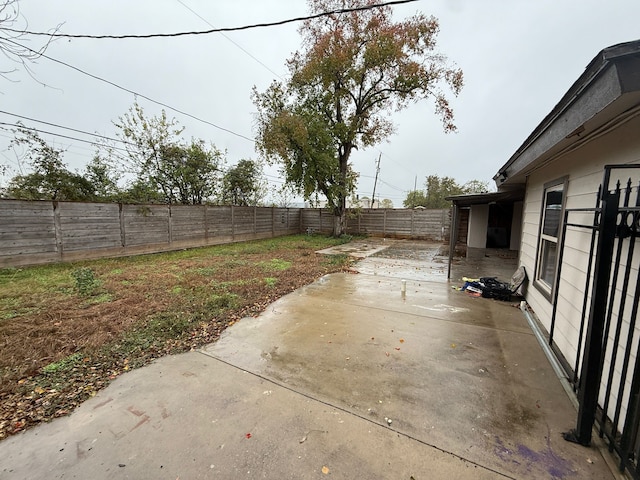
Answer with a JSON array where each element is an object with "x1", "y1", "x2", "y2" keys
[{"x1": 0, "y1": 235, "x2": 353, "y2": 440}]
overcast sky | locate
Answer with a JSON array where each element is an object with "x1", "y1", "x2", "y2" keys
[{"x1": 2, "y1": 0, "x2": 640, "y2": 206}]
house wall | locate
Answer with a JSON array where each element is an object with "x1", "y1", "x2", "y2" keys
[
  {"x1": 510, "y1": 201, "x2": 523, "y2": 251},
  {"x1": 520, "y1": 114, "x2": 640, "y2": 420},
  {"x1": 467, "y1": 204, "x2": 489, "y2": 248}
]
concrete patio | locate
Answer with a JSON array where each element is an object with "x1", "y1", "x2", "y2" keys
[{"x1": 0, "y1": 239, "x2": 619, "y2": 479}]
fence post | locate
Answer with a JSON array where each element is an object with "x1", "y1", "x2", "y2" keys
[
  {"x1": 254, "y1": 206, "x2": 257, "y2": 235},
  {"x1": 345, "y1": 209, "x2": 349, "y2": 234},
  {"x1": 564, "y1": 183, "x2": 620, "y2": 446},
  {"x1": 272, "y1": 207, "x2": 275, "y2": 237},
  {"x1": 383, "y1": 209, "x2": 387, "y2": 236},
  {"x1": 411, "y1": 209, "x2": 414, "y2": 236},
  {"x1": 168, "y1": 205, "x2": 173, "y2": 245},
  {"x1": 119, "y1": 203, "x2": 126, "y2": 247},
  {"x1": 52, "y1": 201, "x2": 63, "y2": 260},
  {"x1": 231, "y1": 205, "x2": 235, "y2": 240},
  {"x1": 204, "y1": 204, "x2": 209, "y2": 243}
]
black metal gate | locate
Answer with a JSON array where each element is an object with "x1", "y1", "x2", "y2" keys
[{"x1": 550, "y1": 165, "x2": 640, "y2": 477}]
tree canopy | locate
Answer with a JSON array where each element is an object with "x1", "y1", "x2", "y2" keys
[
  {"x1": 1, "y1": 104, "x2": 246, "y2": 206},
  {"x1": 403, "y1": 175, "x2": 491, "y2": 209},
  {"x1": 220, "y1": 159, "x2": 267, "y2": 206},
  {"x1": 253, "y1": 0, "x2": 462, "y2": 235},
  {"x1": 2, "y1": 126, "x2": 94, "y2": 201},
  {"x1": 110, "y1": 103, "x2": 224, "y2": 205}
]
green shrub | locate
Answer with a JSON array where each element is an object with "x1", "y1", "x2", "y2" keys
[{"x1": 71, "y1": 267, "x2": 100, "y2": 296}]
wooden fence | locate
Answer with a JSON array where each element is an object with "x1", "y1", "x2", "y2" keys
[
  {"x1": 0, "y1": 200, "x2": 450, "y2": 268},
  {"x1": 0, "y1": 200, "x2": 301, "y2": 267},
  {"x1": 302, "y1": 208, "x2": 450, "y2": 240}
]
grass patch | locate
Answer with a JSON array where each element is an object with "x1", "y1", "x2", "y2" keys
[
  {"x1": 204, "y1": 292, "x2": 239, "y2": 313},
  {"x1": 323, "y1": 253, "x2": 350, "y2": 267},
  {"x1": 83, "y1": 293, "x2": 114, "y2": 305},
  {"x1": 116, "y1": 313, "x2": 194, "y2": 356},
  {"x1": 42, "y1": 353, "x2": 84, "y2": 375},
  {"x1": 258, "y1": 258, "x2": 292, "y2": 271},
  {"x1": 0, "y1": 234, "x2": 356, "y2": 439}
]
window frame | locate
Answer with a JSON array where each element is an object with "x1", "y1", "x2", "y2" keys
[{"x1": 534, "y1": 176, "x2": 568, "y2": 302}]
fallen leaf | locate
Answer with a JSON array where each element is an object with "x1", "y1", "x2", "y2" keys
[
  {"x1": 394, "y1": 347, "x2": 401, "y2": 351},
  {"x1": 245, "y1": 433, "x2": 252, "y2": 439},
  {"x1": 34, "y1": 386, "x2": 45, "y2": 394},
  {"x1": 322, "y1": 466, "x2": 330, "y2": 474},
  {"x1": 399, "y1": 339, "x2": 405, "y2": 343},
  {"x1": 451, "y1": 343, "x2": 456, "y2": 348},
  {"x1": 385, "y1": 352, "x2": 390, "y2": 357}
]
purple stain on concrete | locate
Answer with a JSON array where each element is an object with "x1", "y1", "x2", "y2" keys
[
  {"x1": 494, "y1": 436, "x2": 576, "y2": 479},
  {"x1": 516, "y1": 444, "x2": 576, "y2": 479},
  {"x1": 494, "y1": 437, "x2": 521, "y2": 466}
]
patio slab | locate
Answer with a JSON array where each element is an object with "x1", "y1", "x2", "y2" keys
[{"x1": 0, "y1": 240, "x2": 618, "y2": 479}]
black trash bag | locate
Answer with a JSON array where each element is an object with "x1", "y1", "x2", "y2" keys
[
  {"x1": 479, "y1": 277, "x2": 513, "y2": 301},
  {"x1": 476, "y1": 266, "x2": 527, "y2": 301}
]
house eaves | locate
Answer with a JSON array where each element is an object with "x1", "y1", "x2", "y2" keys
[
  {"x1": 494, "y1": 39, "x2": 640, "y2": 188},
  {"x1": 446, "y1": 190, "x2": 524, "y2": 207}
]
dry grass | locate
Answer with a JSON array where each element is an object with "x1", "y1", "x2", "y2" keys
[{"x1": 0, "y1": 235, "x2": 354, "y2": 439}]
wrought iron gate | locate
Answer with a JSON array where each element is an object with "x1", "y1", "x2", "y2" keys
[{"x1": 549, "y1": 165, "x2": 640, "y2": 477}]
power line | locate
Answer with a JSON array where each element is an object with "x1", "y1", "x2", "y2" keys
[
  {"x1": 0, "y1": 122, "x2": 130, "y2": 153},
  {"x1": 0, "y1": 110, "x2": 135, "y2": 147},
  {"x1": 6, "y1": 1, "x2": 418, "y2": 40},
  {"x1": 378, "y1": 177, "x2": 406, "y2": 192},
  {"x1": 175, "y1": 0, "x2": 284, "y2": 80},
  {"x1": 2, "y1": 37, "x2": 256, "y2": 143}
]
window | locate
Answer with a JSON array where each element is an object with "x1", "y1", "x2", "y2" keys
[{"x1": 535, "y1": 178, "x2": 567, "y2": 299}]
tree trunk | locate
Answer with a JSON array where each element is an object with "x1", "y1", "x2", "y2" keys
[
  {"x1": 332, "y1": 208, "x2": 345, "y2": 237},
  {"x1": 332, "y1": 144, "x2": 351, "y2": 237}
]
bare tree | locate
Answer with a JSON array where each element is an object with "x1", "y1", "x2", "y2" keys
[{"x1": 0, "y1": 0, "x2": 58, "y2": 82}]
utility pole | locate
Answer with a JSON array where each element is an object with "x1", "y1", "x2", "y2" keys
[{"x1": 371, "y1": 153, "x2": 381, "y2": 208}]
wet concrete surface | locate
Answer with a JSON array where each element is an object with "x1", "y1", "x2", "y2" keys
[{"x1": 0, "y1": 239, "x2": 617, "y2": 479}]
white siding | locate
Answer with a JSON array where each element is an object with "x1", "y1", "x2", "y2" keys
[{"x1": 519, "y1": 114, "x2": 640, "y2": 424}]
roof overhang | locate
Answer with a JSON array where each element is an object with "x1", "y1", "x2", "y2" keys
[
  {"x1": 446, "y1": 189, "x2": 524, "y2": 207},
  {"x1": 494, "y1": 40, "x2": 640, "y2": 188}
]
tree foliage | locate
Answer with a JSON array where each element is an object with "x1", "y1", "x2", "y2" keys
[
  {"x1": 380, "y1": 198, "x2": 394, "y2": 209},
  {"x1": 2, "y1": 126, "x2": 94, "y2": 200},
  {"x1": 253, "y1": 0, "x2": 462, "y2": 235},
  {"x1": 113, "y1": 103, "x2": 223, "y2": 204},
  {"x1": 403, "y1": 190, "x2": 428, "y2": 209},
  {"x1": 220, "y1": 159, "x2": 267, "y2": 206},
  {"x1": 424, "y1": 175, "x2": 464, "y2": 208},
  {"x1": 84, "y1": 155, "x2": 121, "y2": 201},
  {"x1": 462, "y1": 179, "x2": 490, "y2": 194},
  {"x1": 403, "y1": 175, "x2": 492, "y2": 209}
]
